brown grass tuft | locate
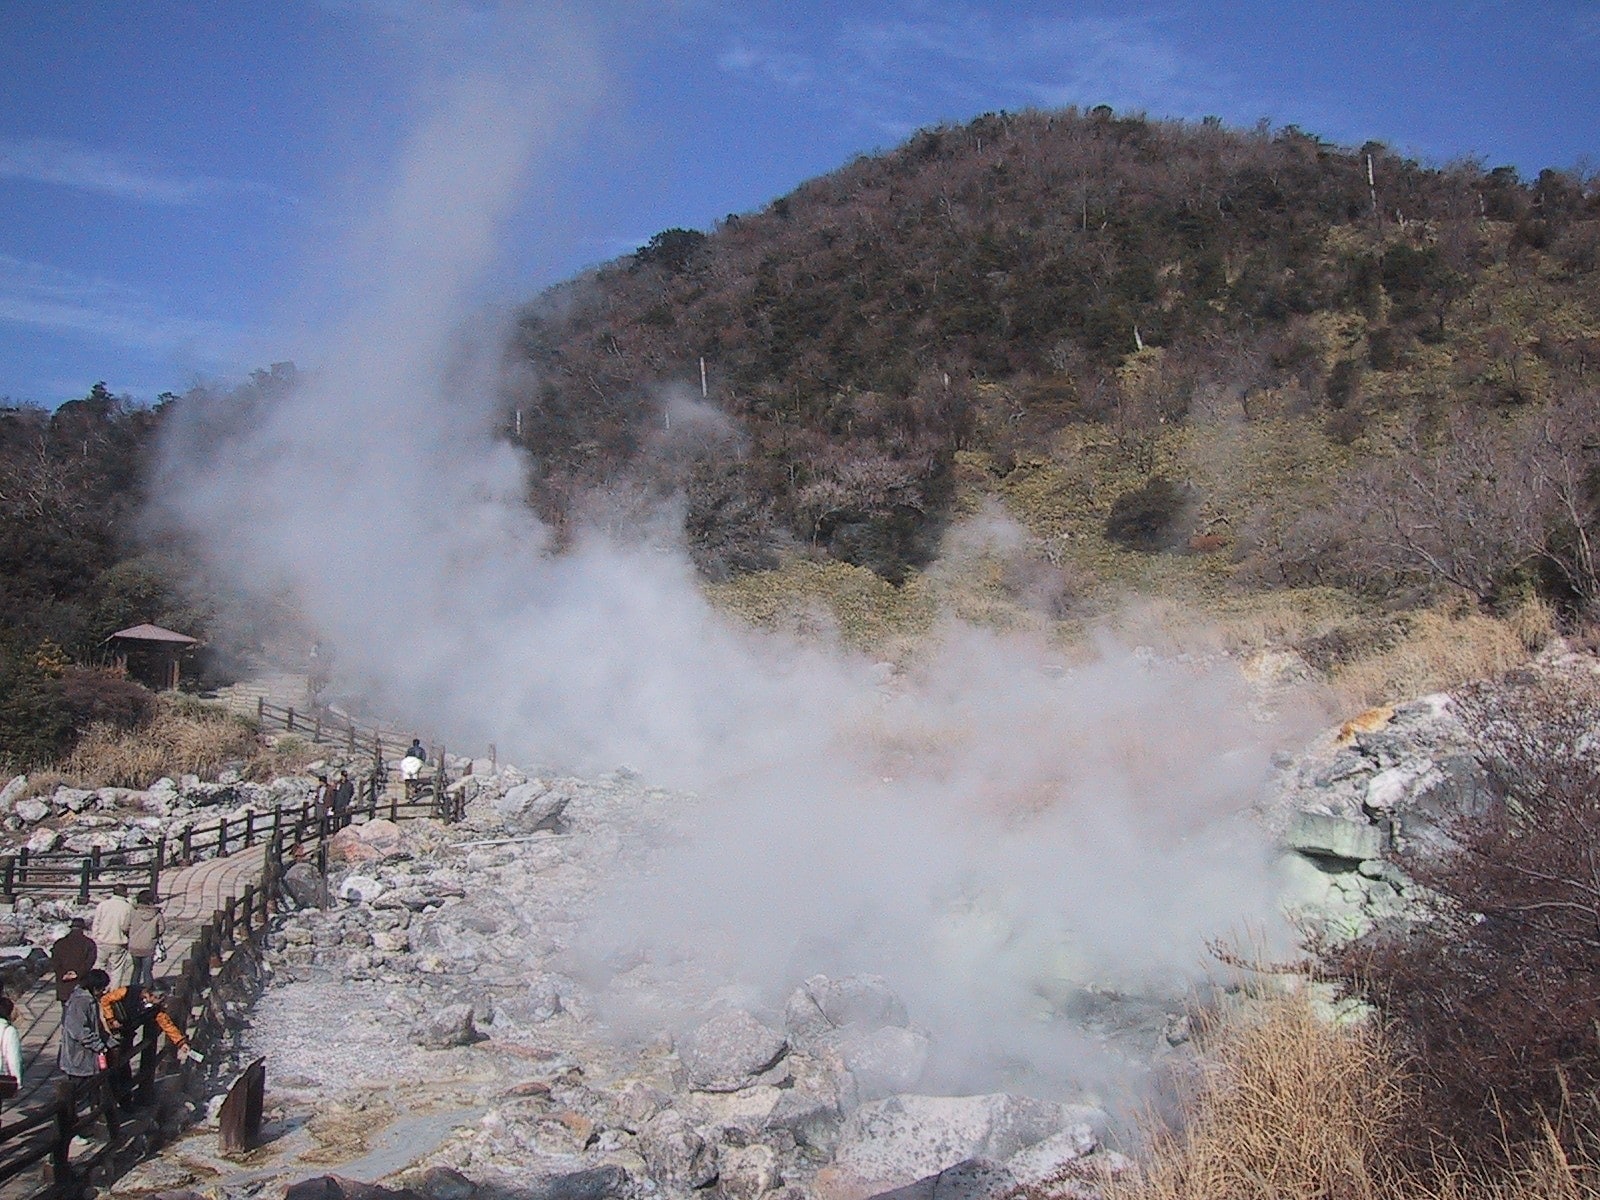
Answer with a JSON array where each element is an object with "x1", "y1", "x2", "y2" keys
[
  {"x1": 1099, "y1": 996, "x2": 1406, "y2": 1200},
  {"x1": 60, "y1": 697, "x2": 263, "y2": 788}
]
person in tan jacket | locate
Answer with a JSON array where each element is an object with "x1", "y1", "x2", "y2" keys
[{"x1": 126, "y1": 891, "x2": 165, "y2": 988}]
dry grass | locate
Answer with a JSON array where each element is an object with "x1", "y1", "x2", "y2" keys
[
  {"x1": 1329, "y1": 605, "x2": 1534, "y2": 711},
  {"x1": 1097, "y1": 996, "x2": 1406, "y2": 1200},
  {"x1": 59, "y1": 696, "x2": 265, "y2": 788},
  {"x1": 1070, "y1": 997, "x2": 1600, "y2": 1200}
]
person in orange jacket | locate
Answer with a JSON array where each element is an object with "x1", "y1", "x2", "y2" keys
[{"x1": 98, "y1": 983, "x2": 197, "y2": 1101}]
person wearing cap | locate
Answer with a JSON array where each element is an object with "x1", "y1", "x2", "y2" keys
[
  {"x1": 50, "y1": 918, "x2": 97, "y2": 1007},
  {"x1": 54, "y1": 967, "x2": 117, "y2": 1173},
  {"x1": 99, "y1": 981, "x2": 194, "y2": 1103}
]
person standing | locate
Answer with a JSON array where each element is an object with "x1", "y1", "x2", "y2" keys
[
  {"x1": 98, "y1": 982, "x2": 194, "y2": 1104},
  {"x1": 0, "y1": 996, "x2": 22, "y2": 1128},
  {"x1": 126, "y1": 892, "x2": 165, "y2": 988},
  {"x1": 90, "y1": 885, "x2": 134, "y2": 989},
  {"x1": 54, "y1": 968, "x2": 116, "y2": 1176},
  {"x1": 332, "y1": 770, "x2": 354, "y2": 829},
  {"x1": 50, "y1": 918, "x2": 97, "y2": 1007}
]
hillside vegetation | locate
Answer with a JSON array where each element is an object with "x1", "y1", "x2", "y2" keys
[{"x1": 506, "y1": 106, "x2": 1600, "y2": 633}]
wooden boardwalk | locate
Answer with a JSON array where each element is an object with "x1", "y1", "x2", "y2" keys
[{"x1": 5, "y1": 844, "x2": 271, "y2": 1129}]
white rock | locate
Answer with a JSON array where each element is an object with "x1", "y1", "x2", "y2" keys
[{"x1": 339, "y1": 875, "x2": 385, "y2": 903}]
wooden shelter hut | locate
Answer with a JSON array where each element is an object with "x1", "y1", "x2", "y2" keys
[{"x1": 107, "y1": 623, "x2": 199, "y2": 691}]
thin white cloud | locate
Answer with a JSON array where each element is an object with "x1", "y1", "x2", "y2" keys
[
  {"x1": 0, "y1": 254, "x2": 248, "y2": 359},
  {"x1": 716, "y1": 39, "x2": 815, "y2": 88},
  {"x1": 0, "y1": 137, "x2": 286, "y2": 206},
  {"x1": 713, "y1": 4, "x2": 1247, "y2": 136}
]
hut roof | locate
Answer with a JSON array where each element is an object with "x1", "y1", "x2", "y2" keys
[{"x1": 108, "y1": 623, "x2": 199, "y2": 645}]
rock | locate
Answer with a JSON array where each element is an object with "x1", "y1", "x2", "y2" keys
[
  {"x1": 1284, "y1": 811, "x2": 1385, "y2": 862},
  {"x1": 13, "y1": 798, "x2": 49, "y2": 824},
  {"x1": 861, "y1": 1158, "x2": 1017, "y2": 1200},
  {"x1": 339, "y1": 875, "x2": 385, "y2": 904},
  {"x1": 414, "y1": 1167, "x2": 475, "y2": 1200},
  {"x1": 0, "y1": 775, "x2": 26, "y2": 809},
  {"x1": 719, "y1": 1143, "x2": 781, "y2": 1200},
  {"x1": 522, "y1": 1164, "x2": 628, "y2": 1200},
  {"x1": 827, "y1": 1025, "x2": 930, "y2": 1101},
  {"x1": 831, "y1": 1094, "x2": 1103, "y2": 1197},
  {"x1": 411, "y1": 1002, "x2": 478, "y2": 1048},
  {"x1": 491, "y1": 782, "x2": 569, "y2": 833},
  {"x1": 25, "y1": 827, "x2": 60, "y2": 853},
  {"x1": 285, "y1": 1177, "x2": 426, "y2": 1200},
  {"x1": 282, "y1": 862, "x2": 331, "y2": 910},
  {"x1": 812, "y1": 974, "x2": 909, "y2": 1030},
  {"x1": 680, "y1": 1010, "x2": 787, "y2": 1092},
  {"x1": 56, "y1": 787, "x2": 95, "y2": 813},
  {"x1": 639, "y1": 1109, "x2": 718, "y2": 1191},
  {"x1": 1002, "y1": 1125, "x2": 1101, "y2": 1184}
]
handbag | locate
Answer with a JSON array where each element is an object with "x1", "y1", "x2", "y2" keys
[
  {"x1": 0, "y1": 1074, "x2": 18, "y2": 1099},
  {"x1": 154, "y1": 938, "x2": 168, "y2": 962}
]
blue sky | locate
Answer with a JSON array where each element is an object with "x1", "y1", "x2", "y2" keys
[{"x1": 1, "y1": 0, "x2": 1597, "y2": 407}]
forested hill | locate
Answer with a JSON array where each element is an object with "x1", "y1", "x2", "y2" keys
[{"x1": 505, "y1": 106, "x2": 1600, "y2": 600}]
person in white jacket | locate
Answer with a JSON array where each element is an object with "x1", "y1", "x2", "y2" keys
[{"x1": 0, "y1": 995, "x2": 23, "y2": 1126}]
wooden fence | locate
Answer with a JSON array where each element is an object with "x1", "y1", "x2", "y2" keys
[
  {"x1": 1, "y1": 700, "x2": 475, "y2": 906},
  {"x1": 0, "y1": 720, "x2": 475, "y2": 1193}
]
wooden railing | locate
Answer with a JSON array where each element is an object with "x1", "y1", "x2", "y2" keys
[
  {"x1": 1, "y1": 698, "x2": 476, "y2": 905},
  {"x1": 0, "y1": 748, "x2": 472, "y2": 1191}
]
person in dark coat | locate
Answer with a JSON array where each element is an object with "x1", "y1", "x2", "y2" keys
[
  {"x1": 332, "y1": 770, "x2": 354, "y2": 823},
  {"x1": 54, "y1": 968, "x2": 116, "y2": 1176},
  {"x1": 50, "y1": 919, "x2": 97, "y2": 1006}
]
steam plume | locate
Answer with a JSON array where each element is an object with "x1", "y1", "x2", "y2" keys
[{"x1": 155, "y1": 7, "x2": 1296, "y2": 1100}]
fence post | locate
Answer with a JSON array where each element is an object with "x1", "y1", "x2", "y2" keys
[
  {"x1": 218, "y1": 815, "x2": 229, "y2": 858},
  {"x1": 89, "y1": 845, "x2": 102, "y2": 885},
  {"x1": 348, "y1": 721, "x2": 357, "y2": 754},
  {"x1": 1, "y1": 855, "x2": 13, "y2": 902},
  {"x1": 245, "y1": 810, "x2": 256, "y2": 848},
  {"x1": 181, "y1": 826, "x2": 193, "y2": 862},
  {"x1": 314, "y1": 711, "x2": 323, "y2": 742},
  {"x1": 223, "y1": 899, "x2": 237, "y2": 947},
  {"x1": 17, "y1": 846, "x2": 27, "y2": 889},
  {"x1": 257, "y1": 695, "x2": 264, "y2": 723},
  {"x1": 77, "y1": 858, "x2": 91, "y2": 904},
  {"x1": 149, "y1": 834, "x2": 164, "y2": 898},
  {"x1": 287, "y1": 706, "x2": 296, "y2": 731}
]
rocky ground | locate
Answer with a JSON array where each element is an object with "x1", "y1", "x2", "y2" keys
[{"x1": 22, "y1": 648, "x2": 1595, "y2": 1200}]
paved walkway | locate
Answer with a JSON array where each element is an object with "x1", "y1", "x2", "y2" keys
[{"x1": 8, "y1": 844, "x2": 272, "y2": 1114}]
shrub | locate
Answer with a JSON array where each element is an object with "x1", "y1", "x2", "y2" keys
[
  {"x1": 56, "y1": 666, "x2": 156, "y2": 731},
  {"x1": 63, "y1": 696, "x2": 260, "y2": 787},
  {"x1": 1319, "y1": 667, "x2": 1600, "y2": 1163},
  {"x1": 0, "y1": 653, "x2": 73, "y2": 766},
  {"x1": 1105, "y1": 476, "x2": 1190, "y2": 551},
  {"x1": 1096, "y1": 996, "x2": 1407, "y2": 1200}
]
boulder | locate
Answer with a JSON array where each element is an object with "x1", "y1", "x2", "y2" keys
[
  {"x1": 282, "y1": 863, "x2": 331, "y2": 910},
  {"x1": 786, "y1": 973, "x2": 910, "y2": 1052},
  {"x1": 410, "y1": 1002, "x2": 478, "y2": 1048},
  {"x1": 520, "y1": 1164, "x2": 628, "y2": 1200},
  {"x1": 679, "y1": 1010, "x2": 787, "y2": 1092},
  {"x1": 826, "y1": 1025, "x2": 930, "y2": 1101},
  {"x1": 0, "y1": 775, "x2": 27, "y2": 809},
  {"x1": 13, "y1": 799, "x2": 49, "y2": 824},
  {"x1": 25, "y1": 828, "x2": 60, "y2": 853},
  {"x1": 1284, "y1": 811, "x2": 1384, "y2": 861},
  {"x1": 339, "y1": 875, "x2": 385, "y2": 904},
  {"x1": 491, "y1": 782, "x2": 569, "y2": 833},
  {"x1": 639, "y1": 1109, "x2": 718, "y2": 1191},
  {"x1": 861, "y1": 1159, "x2": 1016, "y2": 1200},
  {"x1": 831, "y1": 1094, "x2": 1103, "y2": 1197}
]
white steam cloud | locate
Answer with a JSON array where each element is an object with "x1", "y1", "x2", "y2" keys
[{"x1": 156, "y1": 8, "x2": 1297, "y2": 1102}]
